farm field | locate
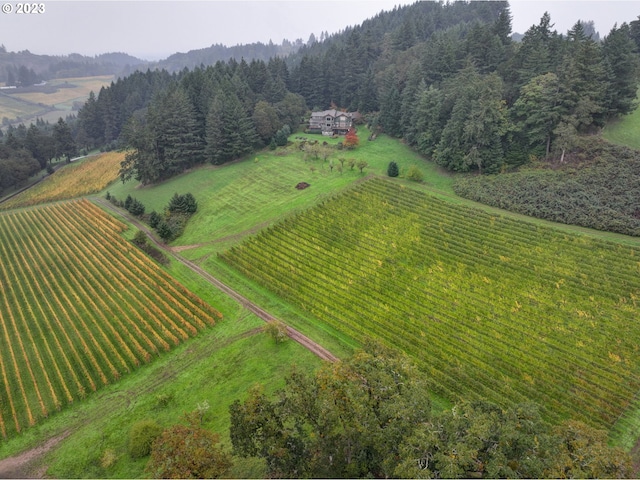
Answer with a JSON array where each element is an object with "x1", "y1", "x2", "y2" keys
[
  {"x1": 221, "y1": 177, "x2": 640, "y2": 435},
  {"x1": 0, "y1": 199, "x2": 222, "y2": 438},
  {"x1": 0, "y1": 91, "x2": 46, "y2": 122},
  {"x1": 11, "y1": 76, "x2": 114, "y2": 110},
  {"x1": 0, "y1": 75, "x2": 114, "y2": 124},
  {"x1": 0, "y1": 151, "x2": 124, "y2": 210}
]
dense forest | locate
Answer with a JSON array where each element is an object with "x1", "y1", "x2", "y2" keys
[
  {"x1": 2, "y1": 1, "x2": 640, "y2": 226},
  {"x1": 84, "y1": 0, "x2": 640, "y2": 180}
]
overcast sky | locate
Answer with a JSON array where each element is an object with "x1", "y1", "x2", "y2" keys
[{"x1": 0, "y1": 1, "x2": 638, "y2": 60}]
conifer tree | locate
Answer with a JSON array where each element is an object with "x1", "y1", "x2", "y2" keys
[
  {"x1": 387, "y1": 161, "x2": 399, "y2": 177},
  {"x1": 602, "y1": 23, "x2": 640, "y2": 117},
  {"x1": 205, "y1": 90, "x2": 259, "y2": 164}
]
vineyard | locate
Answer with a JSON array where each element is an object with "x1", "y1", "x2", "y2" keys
[
  {"x1": 0, "y1": 199, "x2": 221, "y2": 438},
  {"x1": 221, "y1": 177, "x2": 640, "y2": 432},
  {"x1": 0, "y1": 151, "x2": 124, "y2": 211}
]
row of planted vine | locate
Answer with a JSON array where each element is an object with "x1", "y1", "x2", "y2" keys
[
  {"x1": 0, "y1": 199, "x2": 222, "y2": 438},
  {"x1": 221, "y1": 177, "x2": 640, "y2": 431}
]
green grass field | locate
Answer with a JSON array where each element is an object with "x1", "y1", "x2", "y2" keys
[{"x1": 603, "y1": 101, "x2": 640, "y2": 150}]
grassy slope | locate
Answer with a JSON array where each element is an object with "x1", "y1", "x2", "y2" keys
[
  {"x1": 105, "y1": 127, "x2": 453, "y2": 363},
  {"x1": 603, "y1": 102, "x2": 640, "y2": 150},
  {"x1": 0, "y1": 254, "x2": 322, "y2": 478}
]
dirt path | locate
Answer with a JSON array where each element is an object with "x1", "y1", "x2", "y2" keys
[
  {"x1": 0, "y1": 199, "x2": 338, "y2": 477},
  {"x1": 0, "y1": 431, "x2": 70, "y2": 478},
  {"x1": 0, "y1": 327, "x2": 264, "y2": 478},
  {"x1": 93, "y1": 198, "x2": 338, "y2": 362}
]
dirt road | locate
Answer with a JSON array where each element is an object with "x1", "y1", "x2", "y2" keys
[{"x1": 93, "y1": 198, "x2": 338, "y2": 363}]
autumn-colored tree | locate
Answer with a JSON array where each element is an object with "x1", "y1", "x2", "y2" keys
[
  {"x1": 146, "y1": 413, "x2": 232, "y2": 479},
  {"x1": 344, "y1": 127, "x2": 359, "y2": 149}
]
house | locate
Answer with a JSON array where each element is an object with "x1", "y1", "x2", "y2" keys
[{"x1": 308, "y1": 109, "x2": 360, "y2": 135}]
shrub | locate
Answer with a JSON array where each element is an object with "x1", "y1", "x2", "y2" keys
[
  {"x1": 387, "y1": 161, "x2": 399, "y2": 177},
  {"x1": 406, "y1": 165, "x2": 424, "y2": 182},
  {"x1": 264, "y1": 320, "x2": 288, "y2": 343},
  {"x1": 344, "y1": 127, "x2": 359, "y2": 149},
  {"x1": 168, "y1": 192, "x2": 198, "y2": 214},
  {"x1": 146, "y1": 422, "x2": 232, "y2": 478},
  {"x1": 132, "y1": 230, "x2": 148, "y2": 247},
  {"x1": 128, "y1": 198, "x2": 145, "y2": 216},
  {"x1": 155, "y1": 392, "x2": 174, "y2": 409},
  {"x1": 156, "y1": 220, "x2": 174, "y2": 242},
  {"x1": 128, "y1": 419, "x2": 163, "y2": 459},
  {"x1": 148, "y1": 210, "x2": 161, "y2": 229}
]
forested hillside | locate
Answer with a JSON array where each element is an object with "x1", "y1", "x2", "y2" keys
[
  {"x1": 0, "y1": 46, "x2": 147, "y2": 84},
  {"x1": 2, "y1": 1, "x2": 640, "y2": 222}
]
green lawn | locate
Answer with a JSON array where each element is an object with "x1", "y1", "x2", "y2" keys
[{"x1": 603, "y1": 103, "x2": 640, "y2": 150}]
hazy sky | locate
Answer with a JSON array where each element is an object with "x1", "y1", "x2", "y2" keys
[{"x1": 0, "y1": 1, "x2": 638, "y2": 60}]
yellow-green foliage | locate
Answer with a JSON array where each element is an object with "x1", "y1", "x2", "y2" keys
[
  {"x1": 222, "y1": 177, "x2": 640, "y2": 432},
  {"x1": 1, "y1": 151, "x2": 124, "y2": 210},
  {"x1": 0, "y1": 199, "x2": 222, "y2": 438}
]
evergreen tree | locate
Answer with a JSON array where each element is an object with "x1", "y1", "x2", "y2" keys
[
  {"x1": 558, "y1": 23, "x2": 609, "y2": 130},
  {"x1": 435, "y1": 68, "x2": 509, "y2": 173},
  {"x1": 387, "y1": 161, "x2": 399, "y2": 177},
  {"x1": 77, "y1": 91, "x2": 104, "y2": 148},
  {"x1": 205, "y1": 89, "x2": 259, "y2": 164},
  {"x1": 52, "y1": 117, "x2": 77, "y2": 162},
  {"x1": 252, "y1": 100, "x2": 280, "y2": 144},
  {"x1": 511, "y1": 72, "x2": 562, "y2": 157},
  {"x1": 602, "y1": 23, "x2": 640, "y2": 117},
  {"x1": 413, "y1": 82, "x2": 445, "y2": 157},
  {"x1": 379, "y1": 81, "x2": 402, "y2": 137},
  {"x1": 145, "y1": 86, "x2": 205, "y2": 179}
]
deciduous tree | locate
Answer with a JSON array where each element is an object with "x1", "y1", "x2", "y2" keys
[{"x1": 146, "y1": 417, "x2": 232, "y2": 479}]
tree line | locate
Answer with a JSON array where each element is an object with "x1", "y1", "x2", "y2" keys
[
  {"x1": 229, "y1": 341, "x2": 631, "y2": 479},
  {"x1": 3, "y1": 1, "x2": 639, "y2": 190},
  {"x1": 288, "y1": 2, "x2": 640, "y2": 173},
  {"x1": 0, "y1": 117, "x2": 77, "y2": 194}
]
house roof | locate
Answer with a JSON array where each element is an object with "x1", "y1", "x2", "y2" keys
[{"x1": 310, "y1": 109, "x2": 354, "y2": 118}]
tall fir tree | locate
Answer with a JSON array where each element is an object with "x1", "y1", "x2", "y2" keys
[{"x1": 205, "y1": 89, "x2": 259, "y2": 165}]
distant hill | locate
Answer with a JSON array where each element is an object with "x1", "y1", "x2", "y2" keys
[
  {"x1": 0, "y1": 47, "x2": 148, "y2": 84},
  {"x1": 0, "y1": 38, "x2": 307, "y2": 83},
  {"x1": 151, "y1": 39, "x2": 305, "y2": 72}
]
